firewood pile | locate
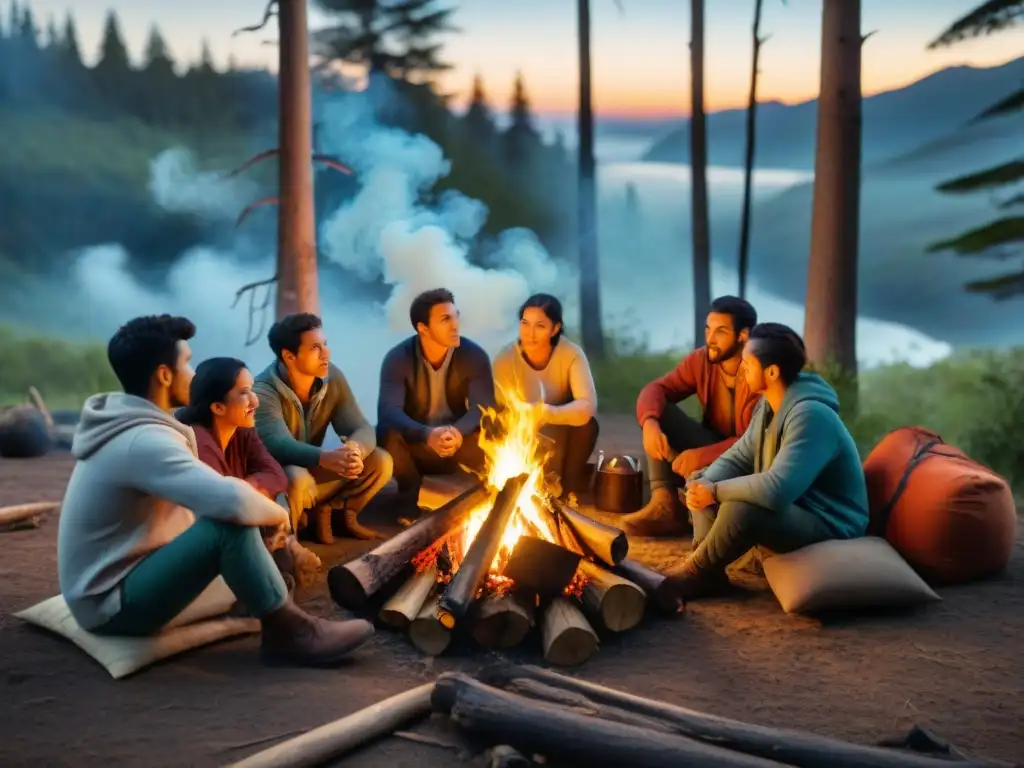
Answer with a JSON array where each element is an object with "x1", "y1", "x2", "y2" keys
[
  {"x1": 327, "y1": 476, "x2": 684, "y2": 667},
  {"x1": 229, "y1": 663, "x2": 1008, "y2": 768}
]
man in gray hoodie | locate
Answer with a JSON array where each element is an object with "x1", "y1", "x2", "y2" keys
[{"x1": 57, "y1": 314, "x2": 374, "y2": 667}]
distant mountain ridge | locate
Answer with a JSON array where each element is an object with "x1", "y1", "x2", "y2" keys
[{"x1": 642, "y1": 56, "x2": 1024, "y2": 169}]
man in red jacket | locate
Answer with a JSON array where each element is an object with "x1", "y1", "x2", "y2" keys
[{"x1": 622, "y1": 296, "x2": 761, "y2": 537}]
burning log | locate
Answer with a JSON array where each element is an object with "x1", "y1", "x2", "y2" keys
[
  {"x1": 478, "y1": 665, "x2": 1002, "y2": 768},
  {"x1": 502, "y1": 536, "x2": 581, "y2": 598},
  {"x1": 409, "y1": 594, "x2": 451, "y2": 656},
  {"x1": 328, "y1": 482, "x2": 488, "y2": 610},
  {"x1": 431, "y1": 673, "x2": 787, "y2": 767},
  {"x1": 551, "y1": 497, "x2": 628, "y2": 566},
  {"x1": 379, "y1": 564, "x2": 438, "y2": 631},
  {"x1": 614, "y1": 558, "x2": 683, "y2": 614},
  {"x1": 437, "y1": 474, "x2": 529, "y2": 629},
  {"x1": 578, "y1": 560, "x2": 646, "y2": 632},
  {"x1": 471, "y1": 592, "x2": 535, "y2": 650},
  {"x1": 541, "y1": 596, "x2": 598, "y2": 666}
]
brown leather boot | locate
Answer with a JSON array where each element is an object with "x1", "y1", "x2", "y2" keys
[
  {"x1": 657, "y1": 558, "x2": 731, "y2": 608},
  {"x1": 260, "y1": 600, "x2": 374, "y2": 667},
  {"x1": 311, "y1": 504, "x2": 335, "y2": 545},
  {"x1": 620, "y1": 487, "x2": 687, "y2": 537}
]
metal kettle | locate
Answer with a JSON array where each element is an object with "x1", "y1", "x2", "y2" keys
[{"x1": 593, "y1": 451, "x2": 644, "y2": 514}]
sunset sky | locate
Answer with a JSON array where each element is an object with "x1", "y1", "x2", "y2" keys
[{"x1": 25, "y1": 0, "x2": 1024, "y2": 117}]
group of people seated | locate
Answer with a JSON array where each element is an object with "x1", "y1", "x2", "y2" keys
[
  {"x1": 55, "y1": 287, "x2": 597, "y2": 667},
  {"x1": 55, "y1": 287, "x2": 868, "y2": 668},
  {"x1": 620, "y1": 296, "x2": 869, "y2": 605}
]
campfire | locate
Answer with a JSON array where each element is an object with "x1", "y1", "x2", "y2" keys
[{"x1": 328, "y1": 390, "x2": 681, "y2": 666}]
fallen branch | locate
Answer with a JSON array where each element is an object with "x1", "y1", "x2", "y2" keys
[
  {"x1": 26, "y1": 387, "x2": 55, "y2": 430},
  {"x1": 431, "y1": 673, "x2": 786, "y2": 767},
  {"x1": 227, "y1": 682, "x2": 434, "y2": 768},
  {"x1": 0, "y1": 502, "x2": 60, "y2": 530},
  {"x1": 478, "y1": 664, "x2": 1004, "y2": 768}
]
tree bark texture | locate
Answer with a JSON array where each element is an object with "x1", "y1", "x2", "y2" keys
[
  {"x1": 737, "y1": 0, "x2": 765, "y2": 299},
  {"x1": 689, "y1": 0, "x2": 712, "y2": 349},
  {"x1": 803, "y1": 0, "x2": 862, "y2": 374},
  {"x1": 276, "y1": 0, "x2": 319, "y2": 317},
  {"x1": 576, "y1": 0, "x2": 606, "y2": 358}
]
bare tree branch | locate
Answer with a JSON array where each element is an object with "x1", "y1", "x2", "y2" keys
[
  {"x1": 236, "y1": 196, "x2": 279, "y2": 228},
  {"x1": 861, "y1": 29, "x2": 878, "y2": 45},
  {"x1": 233, "y1": 0, "x2": 278, "y2": 37},
  {"x1": 232, "y1": 275, "x2": 277, "y2": 346}
]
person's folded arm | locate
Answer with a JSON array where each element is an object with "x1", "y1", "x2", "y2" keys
[{"x1": 128, "y1": 427, "x2": 287, "y2": 527}]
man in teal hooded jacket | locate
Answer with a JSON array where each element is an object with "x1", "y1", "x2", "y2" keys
[{"x1": 659, "y1": 322, "x2": 869, "y2": 604}]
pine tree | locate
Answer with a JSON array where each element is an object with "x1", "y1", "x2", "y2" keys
[
  {"x1": 463, "y1": 73, "x2": 495, "y2": 149},
  {"x1": 507, "y1": 71, "x2": 536, "y2": 135},
  {"x1": 44, "y1": 14, "x2": 58, "y2": 48},
  {"x1": 95, "y1": 10, "x2": 130, "y2": 74},
  {"x1": 503, "y1": 71, "x2": 542, "y2": 174},
  {"x1": 925, "y1": 0, "x2": 1024, "y2": 298},
  {"x1": 314, "y1": 0, "x2": 457, "y2": 78},
  {"x1": 61, "y1": 12, "x2": 81, "y2": 64},
  {"x1": 18, "y1": 3, "x2": 37, "y2": 50},
  {"x1": 142, "y1": 24, "x2": 174, "y2": 75}
]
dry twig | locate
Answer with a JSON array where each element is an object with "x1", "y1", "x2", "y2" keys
[{"x1": 233, "y1": 0, "x2": 278, "y2": 37}]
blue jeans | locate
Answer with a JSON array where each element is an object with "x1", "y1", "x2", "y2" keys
[
  {"x1": 690, "y1": 501, "x2": 836, "y2": 571},
  {"x1": 94, "y1": 518, "x2": 289, "y2": 637}
]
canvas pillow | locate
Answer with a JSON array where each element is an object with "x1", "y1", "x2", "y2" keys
[
  {"x1": 763, "y1": 537, "x2": 941, "y2": 615},
  {"x1": 15, "y1": 577, "x2": 260, "y2": 679}
]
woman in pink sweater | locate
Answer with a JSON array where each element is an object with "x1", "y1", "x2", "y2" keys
[{"x1": 178, "y1": 357, "x2": 320, "y2": 587}]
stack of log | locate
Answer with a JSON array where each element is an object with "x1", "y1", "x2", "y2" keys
[
  {"x1": 230, "y1": 664, "x2": 1008, "y2": 768},
  {"x1": 328, "y1": 477, "x2": 685, "y2": 666}
]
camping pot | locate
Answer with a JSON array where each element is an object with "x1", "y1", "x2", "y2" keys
[{"x1": 593, "y1": 451, "x2": 644, "y2": 514}]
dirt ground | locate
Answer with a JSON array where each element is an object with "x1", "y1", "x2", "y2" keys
[{"x1": 1, "y1": 413, "x2": 1022, "y2": 767}]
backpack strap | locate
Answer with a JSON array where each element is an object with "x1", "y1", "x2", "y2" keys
[{"x1": 868, "y1": 437, "x2": 943, "y2": 536}]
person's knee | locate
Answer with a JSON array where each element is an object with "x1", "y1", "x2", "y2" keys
[
  {"x1": 284, "y1": 465, "x2": 317, "y2": 510},
  {"x1": 363, "y1": 447, "x2": 394, "y2": 484},
  {"x1": 192, "y1": 516, "x2": 265, "y2": 545},
  {"x1": 379, "y1": 429, "x2": 409, "y2": 455},
  {"x1": 715, "y1": 501, "x2": 767, "y2": 533}
]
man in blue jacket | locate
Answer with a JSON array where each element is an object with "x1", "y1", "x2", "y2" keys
[
  {"x1": 377, "y1": 288, "x2": 496, "y2": 507},
  {"x1": 659, "y1": 322, "x2": 869, "y2": 603}
]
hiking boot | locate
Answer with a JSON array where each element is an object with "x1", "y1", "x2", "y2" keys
[
  {"x1": 311, "y1": 504, "x2": 335, "y2": 545},
  {"x1": 656, "y1": 558, "x2": 731, "y2": 609},
  {"x1": 620, "y1": 487, "x2": 688, "y2": 538},
  {"x1": 260, "y1": 600, "x2": 374, "y2": 667}
]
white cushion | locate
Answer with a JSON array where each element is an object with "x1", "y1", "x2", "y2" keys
[{"x1": 15, "y1": 577, "x2": 260, "y2": 679}]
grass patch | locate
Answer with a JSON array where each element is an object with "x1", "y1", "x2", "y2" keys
[{"x1": 0, "y1": 326, "x2": 116, "y2": 411}]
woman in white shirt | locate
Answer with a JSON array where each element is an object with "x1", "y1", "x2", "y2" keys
[{"x1": 492, "y1": 294, "x2": 599, "y2": 497}]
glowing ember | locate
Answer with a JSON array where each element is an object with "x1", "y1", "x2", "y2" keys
[{"x1": 457, "y1": 384, "x2": 562, "y2": 583}]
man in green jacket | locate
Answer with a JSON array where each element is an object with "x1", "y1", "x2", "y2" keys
[
  {"x1": 254, "y1": 313, "x2": 393, "y2": 543},
  {"x1": 658, "y1": 323, "x2": 869, "y2": 604}
]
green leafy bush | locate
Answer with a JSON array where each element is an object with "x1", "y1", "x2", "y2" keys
[{"x1": 0, "y1": 326, "x2": 117, "y2": 409}]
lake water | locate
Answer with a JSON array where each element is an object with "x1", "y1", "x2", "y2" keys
[{"x1": 592, "y1": 158, "x2": 951, "y2": 367}]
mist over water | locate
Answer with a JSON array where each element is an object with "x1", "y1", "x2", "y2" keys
[{"x1": 55, "y1": 84, "x2": 949, "y2": 417}]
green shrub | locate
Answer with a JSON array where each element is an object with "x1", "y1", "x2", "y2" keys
[{"x1": 0, "y1": 326, "x2": 117, "y2": 409}]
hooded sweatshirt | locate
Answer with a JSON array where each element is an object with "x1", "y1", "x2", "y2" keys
[
  {"x1": 700, "y1": 372, "x2": 868, "y2": 539},
  {"x1": 57, "y1": 393, "x2": 289, "y2": 631}
]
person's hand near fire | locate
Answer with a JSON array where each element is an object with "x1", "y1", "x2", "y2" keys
[
  {"x1": 642, "y1": 418, "x2": 678, "y2": 463},
  {"x1": 684, "y1": 478, "x2": 716, "y2": 512},
  {"x1": 318, "y1": 440, "x2": 364, "y2": 479},
  {"x1": 427, "y1": 426, "x2": 462, "y2": 458}
]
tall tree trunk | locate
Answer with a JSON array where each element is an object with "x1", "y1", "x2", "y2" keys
[
  {"x1": 689, "y1": 0, "x2": 711, "y2": 349},
  {"x1": 276, "y1": 0, "x2": 319, "y2": 318},
  {"x1": 576, "y1": 0, "x2": 605, "y2": 359},
  {"x1": 737, "y1": 0, "x2": 765, "y2": 300},
  {"x1": 804, "y1": 0, "x2": 862, "y2": 374}
]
